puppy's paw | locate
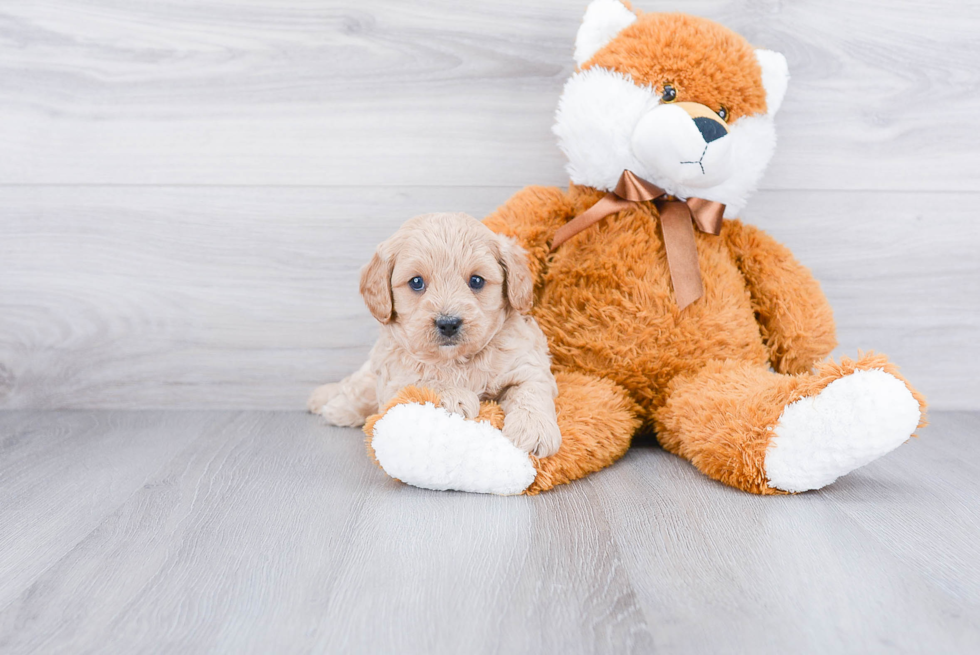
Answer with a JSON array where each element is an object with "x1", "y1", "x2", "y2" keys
[
  {"x1": 440, "y1": 387, "x2": 481, "y2": 419},
  {"x1": 308, "y1": 383, "x2": 342, "y2": 414},
  {"x1": 308, "y1": 384, "x2": 366, "y2": 427},
  {"x1": 502, "y1": 409, "x2": 562, "y2": 458},
  {"x1": 318, "y1": 396, "x2": 368, "y2": 427}
]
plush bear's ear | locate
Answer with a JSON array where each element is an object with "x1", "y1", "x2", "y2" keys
[
  {"x1": 574, "y1": 0, "x2": 637, "y2": 66},
  {"x1": 756, "y1": 49, "x2": 790, "y2": 116}
]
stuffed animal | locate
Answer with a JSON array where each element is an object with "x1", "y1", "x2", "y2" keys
[{"x1": 361, "y1": 1, "x2": 926, "y2": 496}]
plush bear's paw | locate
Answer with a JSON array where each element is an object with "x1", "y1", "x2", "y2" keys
[
  {"x1": 371, "y1": 401, "x2": 536, "y2": 495},
  {"x1": 502, "y1": 409, "x2": 562, "y2": 458},
  {"x1": 308, "y1": 383, "x2": 366, "y2": 427},
  {"x1": 765, "y1": 369, "x2": 921, "y2": 492}
]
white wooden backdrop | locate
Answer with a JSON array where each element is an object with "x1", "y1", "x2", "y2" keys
[{"x1": 1, "y1": 0, "x2": 978, "y2": 410}]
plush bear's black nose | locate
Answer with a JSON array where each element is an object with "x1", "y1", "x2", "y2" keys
[
  {"x1": 435, "y1": 316, "x2": 463, "y2": 338},
  {"x1": 694, "y1": 116, "x2": 727, "y2": 143}
]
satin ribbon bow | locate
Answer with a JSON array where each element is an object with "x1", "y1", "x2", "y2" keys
[{"x1": 550, "y1": 170, "x2": 726, "y2": 310}]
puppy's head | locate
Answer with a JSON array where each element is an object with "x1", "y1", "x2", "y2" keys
[{"x1": 360, "y1": 212, "x2": 532, "y2": 363}]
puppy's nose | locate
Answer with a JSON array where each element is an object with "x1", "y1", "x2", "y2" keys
[
  {"x1": 435, "y1": 315, "x2": 463, "y2": 338},
  {"x1": 693, "y1": 116, "x2": 727, "y2": 143}
]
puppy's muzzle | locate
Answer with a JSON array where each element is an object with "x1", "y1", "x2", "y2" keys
[{"x1": 435, "y1": 315, "x2": 463, "y2": 340}]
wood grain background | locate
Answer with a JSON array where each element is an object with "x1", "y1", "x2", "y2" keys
[{"x1": 1, "y1": 0, "x2": 978, "y2": 410}]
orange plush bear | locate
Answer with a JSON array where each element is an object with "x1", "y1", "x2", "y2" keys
[{"x1": 362, "y1": 2, "x2": 926, "y2": 495}]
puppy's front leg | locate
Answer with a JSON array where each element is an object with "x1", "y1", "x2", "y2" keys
[
  {"x1": 308, "y1": 359, "x2": 378, "y2": 427},
  {"x1": 438, "y1": 387, "x2": 481, "y2": 419},
  {"x1": 499, "y1": 380, "x2": 562, "y2": 457}
]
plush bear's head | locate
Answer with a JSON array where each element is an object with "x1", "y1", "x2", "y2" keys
[{"x1": 553, "y1": 2, "x2": 789, "y2": 217}]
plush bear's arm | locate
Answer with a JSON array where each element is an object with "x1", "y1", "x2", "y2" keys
[
  {"x1": 483, "y1": 186, "x2": 574, "y2": 283},
  {"x1": 723, "y1": 219, "x2": 837, "y2": 374}
]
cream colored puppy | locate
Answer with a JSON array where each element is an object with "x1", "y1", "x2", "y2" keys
[{"x1": 308, "y1": 212, "x2": 561, "y2": 457}]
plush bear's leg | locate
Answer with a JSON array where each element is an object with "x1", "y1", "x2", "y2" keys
[
  {"x1": 654, "y1": 353, "x2": 927, "y2": 495},
  {"x1": 525, "y1": 371, "x2": 640, "y2": 494},
  {"x1": 364, "y1": 386, "x2": 536, "y2": 494},
  {"x1": 361, "y1": 373, "x2": 639, "y2": 495}
]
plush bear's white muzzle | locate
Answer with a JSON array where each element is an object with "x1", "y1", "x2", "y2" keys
[{"x1": 631, "y1": 104, "x2": 734, "y2": 188}]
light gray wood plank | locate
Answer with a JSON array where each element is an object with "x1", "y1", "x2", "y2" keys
[
  {"x1": 0, "y1": 411, "x2": 653, "y2": 654},
  {"x1": 0, "y1": 413, "x2": 380, "y2": 653},
  {"x1": 313, "y1": 470, "x2": 653, "y2": 654},
  {"x1": 590, "y1": 417, "x2": 980, "y2": 654},
  {"x1": 818, "y1": 412, "x2": 980, "y2": 608},
  {"x1": 1, "y1": 186, "x2": 976, "y2": 410},
  {"x1": 1, "y1": 410, "x2": 979, "y2": 654},
  {"x1": 0, "y1": 0, "x2": 977, "y2": 190},
  {"x1": 0, "y1": 410, "x2": 231, "y2": 608}
]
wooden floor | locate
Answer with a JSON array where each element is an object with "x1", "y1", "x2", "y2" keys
[{"x1": 1, "y1": 411, "x2": 978, "y2": 654}]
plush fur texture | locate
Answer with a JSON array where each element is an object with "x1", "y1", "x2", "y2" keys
[
  {"x1": 310, "y1": 213, "x2": 561, "y2": 457},
  {"x1": 351, "y1": 6, "x2": 927, "y2": 496}
]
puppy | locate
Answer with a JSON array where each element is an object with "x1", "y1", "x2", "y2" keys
[{"x1": 308, "y1": 212, "x2": 561, "y2": 457}]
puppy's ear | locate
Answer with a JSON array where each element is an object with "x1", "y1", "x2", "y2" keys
[
  {"x1": 494, "y1": 235, "x2": 534, "y2": 313},
  {"x1": 359, "y1": 247, "x2": 395, "y2": 323}
]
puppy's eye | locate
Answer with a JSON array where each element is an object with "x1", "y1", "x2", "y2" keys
[
  {"x1": 717, "y1": 106, "x2": 728, "y2": 122},
  {"x1": 408, "y1": 276, "x2": 425, "y2": 292},
  {"x1": 661, "y1": 84, "x2": 677, "y2": 103},
  {"x1": 468, "y1": 275, "x2": 485, "y2": 291}
]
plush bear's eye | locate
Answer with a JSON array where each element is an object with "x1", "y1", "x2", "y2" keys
[
  {"x1": 408, "y1": 276, "x2": 425, "y2": 292},
  {"x1": 661, "y1": 84, "x2": 677, "y2": 103},
  {"x1": 469, "y1": 275, "x2": 485, "y2": 291},
  {"x1": 717, "y1": 106, "x2": 728, "y2": 122}
]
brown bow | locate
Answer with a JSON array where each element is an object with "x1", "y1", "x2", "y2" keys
[{"x1": 550, "y1": 170, "x2": 726, "y2": 310}]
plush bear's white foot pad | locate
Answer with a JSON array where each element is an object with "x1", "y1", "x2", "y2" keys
[
  {"x1": 372, "y1": 402, "x2": 537, "y2": 495},
  {"x1": 765, "y1": 369, "x2": 921, "y2": 493}
]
